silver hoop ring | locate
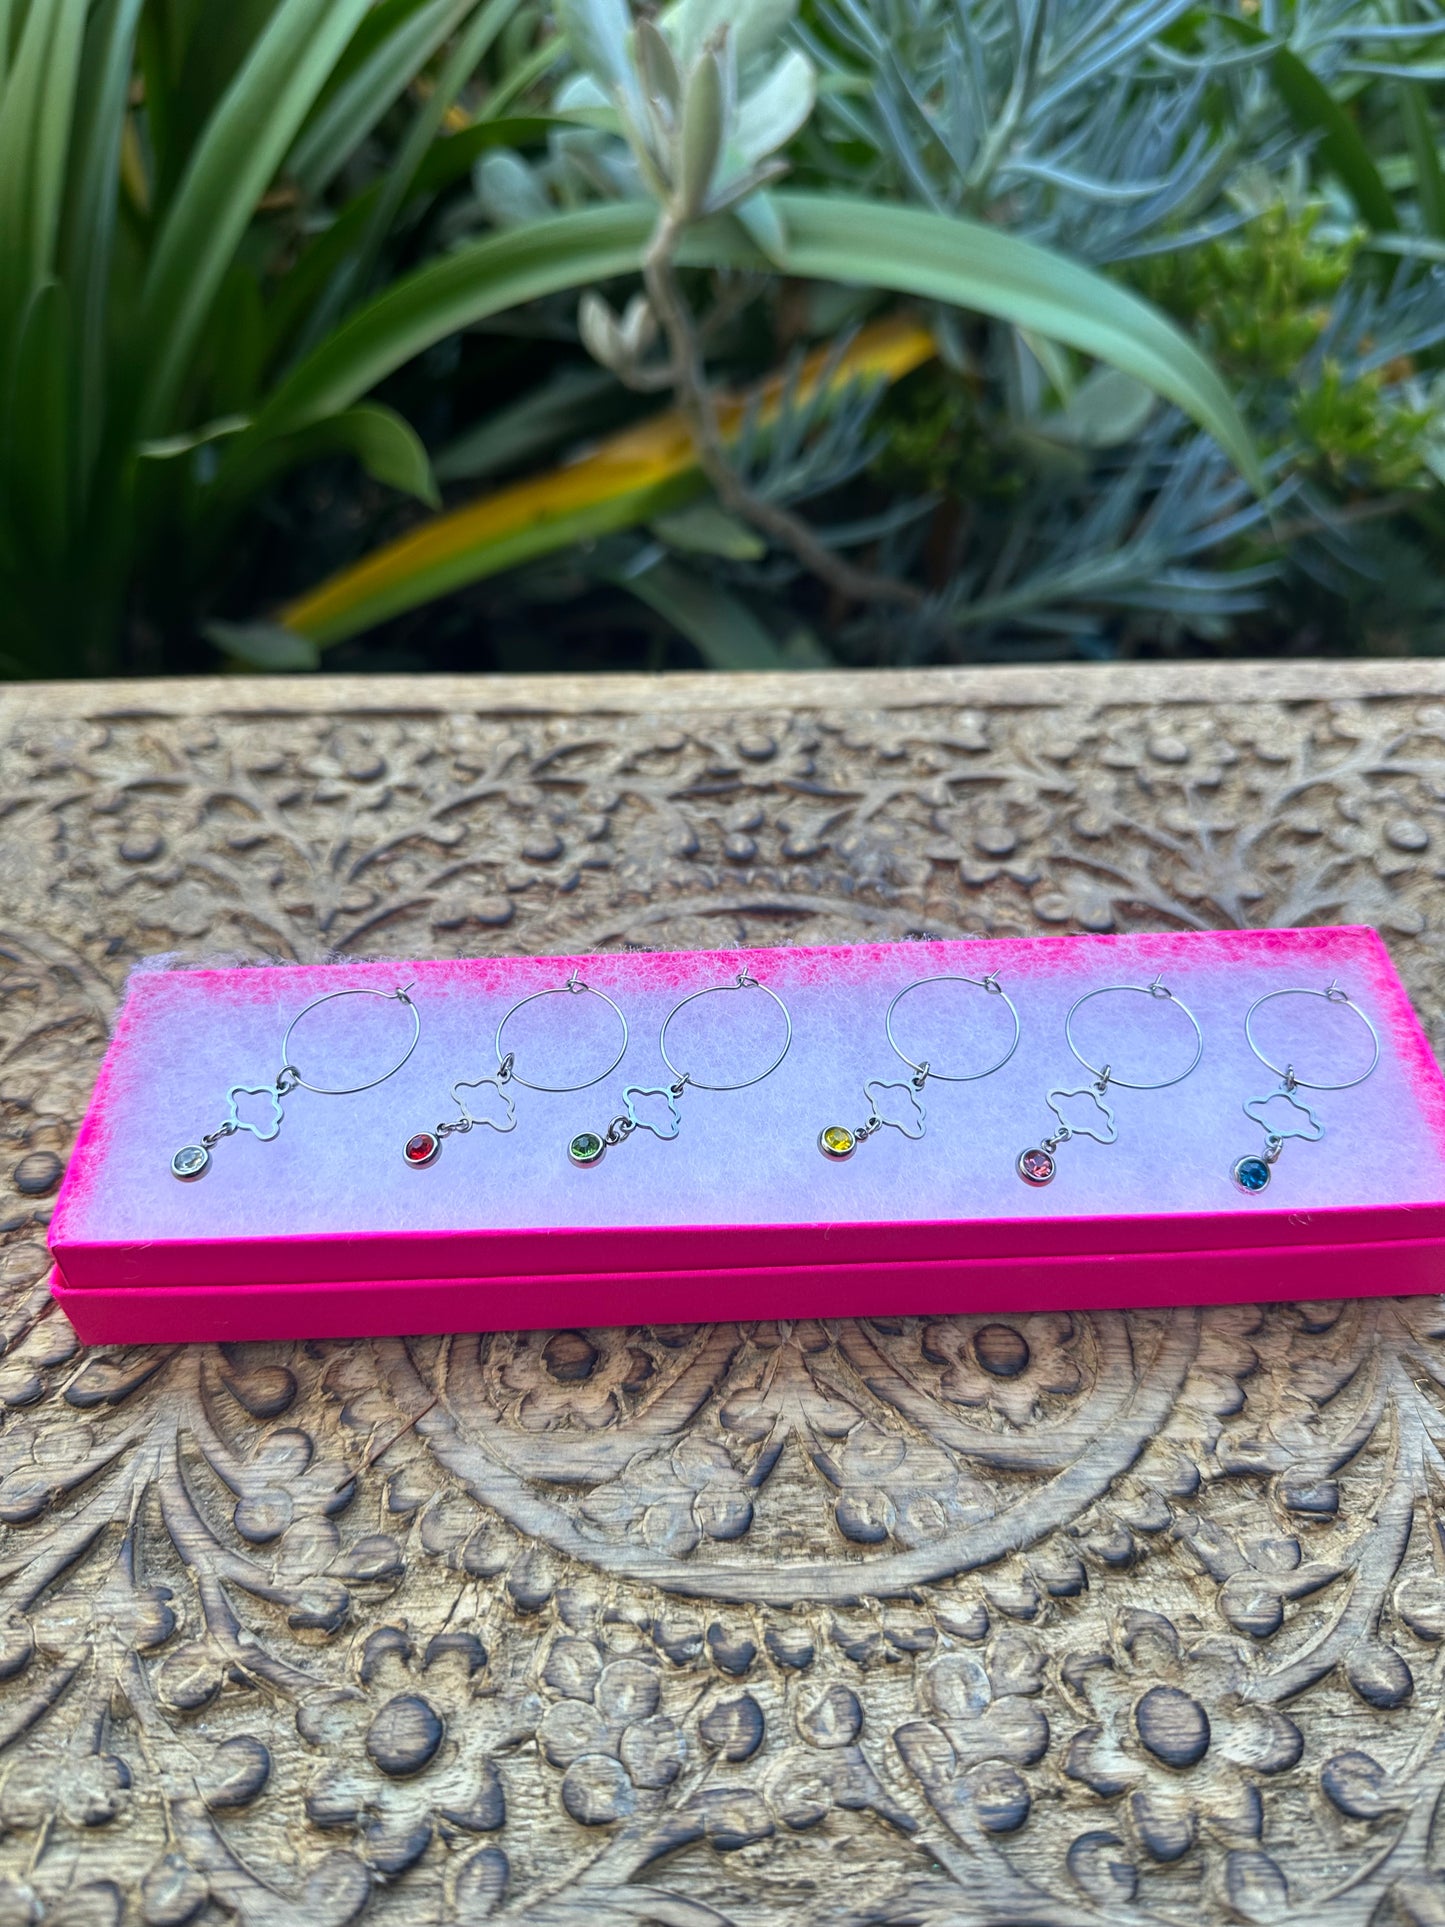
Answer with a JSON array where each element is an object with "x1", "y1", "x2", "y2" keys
[
  {"x1": 1065, "y1": 980, "x2": 1202, "y2": 1091},
  {"x1": 1245, "y1": 984, "x2": 1380, "y2": 1091},
  {"x1": 659, "y1": 973, "x2": 793, "y2": 1092},
  {"x1": 884, "y1": 973, "x2": 1021, "y2": 1082},
  {"x1": 281, "y1": 985, "x2": 421, "y2": 1096},
  {"x1": 495, "y1": 979, "x2": 629, "y2": 1093}
]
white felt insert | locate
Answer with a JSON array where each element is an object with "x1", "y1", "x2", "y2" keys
[{"x1": 56, "y1": 929, "x2": 1445, "y2": 1245}]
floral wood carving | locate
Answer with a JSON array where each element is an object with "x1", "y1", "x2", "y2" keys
[{"x1": 0, "y1": 664, "x2": 1442, "y2": 1926}]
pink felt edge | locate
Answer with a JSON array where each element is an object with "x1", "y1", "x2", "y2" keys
[
  {"x1": 48, "y1": 1198, "x2": 1445, "y2": 1291},
  {"x1": 50, "y1": 1233, "x2": 1445, "y2": 1346}
]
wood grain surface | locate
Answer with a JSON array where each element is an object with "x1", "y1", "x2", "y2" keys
[{"x1": 1, "y1": 661, "x2": 1443, "y2": 1927}]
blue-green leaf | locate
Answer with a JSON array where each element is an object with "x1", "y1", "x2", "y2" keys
[{"x1": 206, "y1": 620, "x2": 323, "y2": 670}]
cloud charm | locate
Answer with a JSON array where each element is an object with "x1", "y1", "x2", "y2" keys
[
  {"x1": 451, "y1": 1077, "x2": 517, "y2": 1134},
  {"x1": 1244, "y1": 1086, "x2": 1324, "y2": 1142},
  {"x1": 1045, "y1": 1084, "x2": 1118, "y2": 1144},
  {"x1": 864, "y1": 1079, "x2": 927, "y2": 1140},
  {"x1": 225, "y1": 1084, "x2": 286, "y2": 1141},
  {"x1": 623, "y1": 1085, "x2": 683, "y2": 1140}
]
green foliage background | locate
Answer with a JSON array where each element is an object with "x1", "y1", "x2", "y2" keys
[{"x1": 1, "y1": 0, "x2": 1443, "y2": 678}]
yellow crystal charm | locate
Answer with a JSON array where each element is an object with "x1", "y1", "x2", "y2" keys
[{"x1": 818, "y1": 1125, "x2": 857, "y2": 1161}]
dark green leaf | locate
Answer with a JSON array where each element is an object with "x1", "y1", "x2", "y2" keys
[
  {"x1": 434, "y1": 364, "x2": 632, "y2": 481},
  {"x1": 288, "y1": 0, "x2": 478, "y2": 197},
  {"x1": 136, "y1": 0, "x2": 375, "y2": 438},
  {"x1": 6, "y1": 279, "x2": 72, "y2": 565},
  {"x1": 215, "y1": 400, "x2": 439, "y2": 521},
  {"x1": 290, "y1": 0, "x2": 526, "y2": 358},
  {"x1": 1271, "y1": 44, "x2": 1397, "y2": 231},
  {"x1": 1401, "y1": 80, "x2": 1445, "y2": 238},
  {"x1": 1216, "y1": 16, "x2": 1397, "y2": 232},
  {"x1": 0, "y1": 0, "x2": 88, "y2": 318},
  {"x1": 620, "y1": 556, "x2": 796, "y2": 667},
  {"x1": 58, "y1": 0, "x2": 146, "y2": 482},
  {"x1": 264, "y1": 114, "x2": 574, "y2": 369}
]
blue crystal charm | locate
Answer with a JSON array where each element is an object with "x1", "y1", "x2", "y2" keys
[{"x1": 1232, "y1": 1154, "x2": 1272, "y2": 1194}]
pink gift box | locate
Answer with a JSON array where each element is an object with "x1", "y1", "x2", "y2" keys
[{"x1": 48, "y1": 926, "x2": 1445, "y2": 1344}]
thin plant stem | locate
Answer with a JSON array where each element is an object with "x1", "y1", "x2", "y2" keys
[{"x1": 642, "y1": 210, "x2": 924, "y2": 610}]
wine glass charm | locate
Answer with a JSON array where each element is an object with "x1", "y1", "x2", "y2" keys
[
  {"x1": 404, "y1": 969, "x2": 627, "y2": 1167},
  {"x1": 569, "y1": 968, "x2": 791, "y2": 1167},
  {"x1": 171, "y1": 983, "x2": 420, "y2": 1181},
  {"x1": 1016, "y1": 976, "x2": 1202, "y2": 1187},
  {"x1": 1231, "y1": 980, "x2": 1379, "y2": 1194},
  {"x1": 817, "y1": 971, "x2": 1020, "y2": 1161}
]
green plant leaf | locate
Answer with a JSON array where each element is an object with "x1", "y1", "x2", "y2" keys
[
  {"x1": 287, "y1": 0, "x2": 478, "y2": 196},
  {"x1": 481, "y1": 28, "x2": 565, "y2": 116},
  {"x1": 240, "y1": 195, "x2": 1259, "y2": 489},
  {"x1": 1364, "y1": 232, "x2": 1445, "y2": 264},
  {"x1": 1271, "y1": 45, "x2": 1398, "y2": 231},
  {"x1": 6, "y1": 279, "x2": 72, "y2": 566},
  {"x1": 234, "y1": 204, "x2": 707, "y2": 449},
  {"x1": 138, "y1": 414, "x2": 252, "y2": 459},
  {"x1": 434, "y1": 364, "x2": 629, "y2": 481},
  {"x1": 0, "y1": 0, "x2": 88, "y2": 317},
  {"x1": 1400, "y1": 80, "x2": 1445, "y2": 238},
  {"x1": 333, "y1": 402, "x2": 441, "y2": 506},
  {"x1": 1216, "y1": 16, "x2": 1397, "y2": 233},
  {"x1": 652, "y1": 499, "x2": 767, "y2": 556},
  {"x1": 1342, "y1": 59, "x2": 1445, "y2": 82},
  {"x1": 205, "y1": 620, "x2": 323, "y2": 670},
  {"x1": 1048, "y1": 366, "x2": 1156, "y2": 448},
  {"x1": 263, "y1": 113, "x2": 565, "y2": 368},
  {"x1": 291, "y1": 0, "x2": 528, "y2": 359},
  {"x1": 663, "y1": 0, "x2": 796, "y2": 76},
  {"x1": 619, "y1": 555, "x2": 798, "y2": 666},
  {"x1": 218, "y1": 401, "x2": 440, "y2": 520},
  {"x1": 135, "y1": 0, "x2": 375, "y2": 439},
  {"x1": 679, "y1": 42, "x2": 726, "y2": 215},
  {"x1": 476, "y1": 149, "x2": 554, "y2": 226},
  {"x1": 554, "y1": 0, "x2": 643, "y2": 120},
  {"x1": 733, "y1": 185, "x2": 788, "y2": 263},
  {"x1": 636, "y1": 17, "x2": 681, "y2": 116},
  {"x1": 58, "y1": 0, "x2": 146, "y2": 482},
  {"x1": 732, "y1": 47, "x2": 815, "y2": 168},
  {"x1": 770, "y1": 194, "x2": 1263, "y2": 488}
]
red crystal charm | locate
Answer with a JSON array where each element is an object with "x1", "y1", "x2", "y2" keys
[{"x1": 404, "y1": 1131, "x2": 440, "y2": 1167}]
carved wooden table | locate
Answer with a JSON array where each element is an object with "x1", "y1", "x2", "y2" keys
[{"x1": 2, "y1": 662, "x2": 1443, "y2": 1927}]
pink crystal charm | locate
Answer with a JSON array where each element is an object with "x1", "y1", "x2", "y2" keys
[{"x1": 1017, "y1": 1146, "x2": 1056, "y2": 1187}]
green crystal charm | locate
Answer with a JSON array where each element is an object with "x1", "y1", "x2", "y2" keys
[{"x1": 569, "y1": 1130, "x2": 605, "y2": 1168}]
